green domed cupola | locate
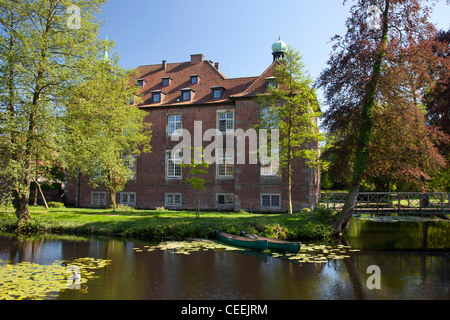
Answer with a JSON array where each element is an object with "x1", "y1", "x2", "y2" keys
[{"x1": 272, "y1": 36, "x2": 287, "y2": 61}]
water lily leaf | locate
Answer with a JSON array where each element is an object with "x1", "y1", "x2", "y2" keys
[{"x1": 0, "y1": 257, "x2": 111, "y2": 300}]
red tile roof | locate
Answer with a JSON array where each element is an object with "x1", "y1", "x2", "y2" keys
[
  {"x1": 230, "y1": 60, "x2": 280, "y2": 98},
  {"x1": 131, "y1": 56, "x2": 277, "y2": 108}
]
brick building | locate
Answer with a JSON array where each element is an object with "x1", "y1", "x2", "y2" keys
[{"x1": 65, "y1": 39, "x2": 320, "y2": 212}]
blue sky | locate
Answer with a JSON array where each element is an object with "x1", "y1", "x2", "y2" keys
[{"x1": 97, "y1": 0, "x2": 450, "y2": 98}]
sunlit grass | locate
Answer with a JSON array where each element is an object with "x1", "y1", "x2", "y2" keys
[{"x1": 0, "y1": 205, "x2": 335, "y2": 240}]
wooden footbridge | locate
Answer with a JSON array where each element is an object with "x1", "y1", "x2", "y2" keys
[{"x1": 320, "y1": 192, "x2": 450, "y2": 215}]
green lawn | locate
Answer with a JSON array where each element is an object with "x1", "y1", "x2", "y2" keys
[{"x1": 0, "y1": 206, "x2": 334, "y2": 241}]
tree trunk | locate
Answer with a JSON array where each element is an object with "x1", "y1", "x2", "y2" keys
[
  {"x1": 287, "y1": 162, "x2": 293, "y2": 214},
  {"x1": 287, "y1": 117, "x2": 293, "y2": 215},
  {"x1": 110, "y1": 192, "x2": 117, "y2": 211},
  {"x1": 33, "y1": 183, "x2": 38, "y2": 206},
  {"x1": 333, "y1": 0, "x2": 390, "y2": 235},
  {"x1": 333, "y1": 183, "x2": 360, "y2": 235},
  {"x1": 5, "y1": 9, "x2": 30, "y2": 223},
  {"x1": 197, "y1": 198, "x2": 200, "y2": 219},
  {"x1": 12, "y1": 184, "x2": 31, "y2": 222},
  {"x1": 32, "y1": 177, "x2": 48, "y2": 210},
  {"x1": 76, "y1": 172, "x2": 81, "y2": 207}
]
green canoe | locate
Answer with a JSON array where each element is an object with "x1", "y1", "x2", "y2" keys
[
  {"x1": 215, "y1": 230, "x2": 268, "y2": 251},
  {"x1": 241, "y1": 231, "x2": 301, "y2": 253}
]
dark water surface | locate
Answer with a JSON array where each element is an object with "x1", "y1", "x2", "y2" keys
[{"x1": 0, "y1": 217, "x2": 449, "y2": 300}]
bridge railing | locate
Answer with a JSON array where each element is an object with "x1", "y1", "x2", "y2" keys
[{"x1": 320, "y1": 192, "x2": 450, "y2": 214}]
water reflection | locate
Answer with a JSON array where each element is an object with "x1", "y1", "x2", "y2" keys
[{"x1": 0, "y1": 218, "x2": 449, "y2": 300}]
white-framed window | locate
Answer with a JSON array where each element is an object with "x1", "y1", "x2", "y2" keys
[
  {"x1": 91, "y1": 192, "x2": 106, "y2": 206},
  {"x1": 217, "y1": 194, "x2": 234, "y2": 206},
  {"x1": 218, "y1": 111, "x2": 234, "y2": 133},
  {"x1": 261, "y1": 159, "x2": 280, "y2": 176},
  {"x1": 123, "y1": 154, "x2": 137, "y2": 180},
  {"x1": 168, "y1": 115, "x2": 182, "y2": 136},
  {"x1": 217, "y1": 150, "x2": 234, "y2": 177},
  {"x1": 165, "y1": 193, "x2": 182, "y2": 206},
  {"x1": 261, "y1": 194, "x2": 281, "y2": 208},
  {"x1": 120, "y1": 192, "x2": 136, "y2": 207},
  {"x1": 166, "y1": 151, "x2": 182, "y2": 178}
]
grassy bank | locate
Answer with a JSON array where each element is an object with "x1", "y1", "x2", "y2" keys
[{"x1": 0, "y1": 206, "x2": 335, "y2": 241}]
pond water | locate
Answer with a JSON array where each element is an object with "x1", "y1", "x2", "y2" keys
[{"x1": 0, "y1": 217, "x2": 449, "y2": 301}]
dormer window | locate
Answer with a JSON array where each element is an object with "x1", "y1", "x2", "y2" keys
[
  {"x1": 180, "y1": 88, "x2": 194, "y2": 102},
  {"x1": 190, "y1": 75, "x2": 199, "y2": 85},
  {"x1": 182, "y1": 91, "x2": 191, "y2": 101},
  {"x1": 211, "y1": 86, "x2": 225, "y2": 99},
  {"x1": 151, "y1": 90, "x2": 165, "y2": 103},
  {"x1": 137, "y1": 79, "x2": 146, "y2": 88},
  {"x1": 152, "y1": 93, "x2": 161, "y2": 103},
  {"x1": 265, "y1": 77, "x2": 277, "y2": 90},
  {"x1": 162, "y1": 77, "x2": 171, "y2": 87}
]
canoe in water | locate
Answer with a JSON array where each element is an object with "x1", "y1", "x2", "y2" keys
[
  {"x1": 215, "y1": 230, "x2": 268, "y2": 251},
  {"x1": 241, "y1": 231, "x2": 301, "y2": 253}
]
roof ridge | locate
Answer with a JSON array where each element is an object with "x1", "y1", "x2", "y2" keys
[
  {"x1": 137, "y1": 61, "x2": 186, "y2": 68},
  {"x1": 225, "y1": 76, "x2": 259, "y2": 81}
]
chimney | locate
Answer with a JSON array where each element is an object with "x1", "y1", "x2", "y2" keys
[
  {"x1": 215, "y1": 62, "x2": 219, "y2": 71},
  {"x1": 162, "y1": 60, "x2": 167, "y2": 70},
  {"x1": 190, "y1": 54, "x2": 204, "y2": 64}
]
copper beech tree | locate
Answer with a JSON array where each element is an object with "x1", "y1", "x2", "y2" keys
[
  {"x1": 317, "y1": 0, "x2": 449, "y2": 235},
  {"x1": 425, "y1": 29, "x2": 450, "y2": 192}
]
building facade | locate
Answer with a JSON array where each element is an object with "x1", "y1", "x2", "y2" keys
[{"x1": 65, "y1": 39, "x2": 320, "y2": 212}]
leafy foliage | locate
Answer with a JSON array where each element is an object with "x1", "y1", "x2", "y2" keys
[
  {"x1": 181, "y1": 147, "x2": 211, "y2": 219},
  {"x1": 317, "y1": 0, "x2": 449, "y2": 234},
  {"x1": 0, "y1": 0, "x2": 107, "y2": 221},
  {"x1": 318, "y1": 0, "x2": 448, "y2": 192},
  {"x1": 256, "y1": 47, "x2": 326, "y2": 213},
  {"x1": 64, "y1": 59, "x2": 152, "y2": 210}
]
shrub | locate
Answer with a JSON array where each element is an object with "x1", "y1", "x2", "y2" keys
[
  {"x1": 15, "y1": 218, "x2": 48, "y2": 234},
  {"x1": 316, "y1": 204, "x2": 338, "y2": 222},
  {"x1": 114, "y1": 204, "x2": 136, "y2": 212}
]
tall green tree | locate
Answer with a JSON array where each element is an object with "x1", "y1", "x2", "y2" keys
[
  {"x1": 64, "y1": 57, "x2": 152, "y2": 211},
  {"x1": 0, "y1": 0, "x2": 106, "y2": 222},
  {"x1": 257, "y1": 47, "x2": 325, "y2": 214}
]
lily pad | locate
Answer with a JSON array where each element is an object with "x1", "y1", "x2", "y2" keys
[
  {"x1": 0, "y1": 257, "x2": 111, "y2": 300},
  {"x1": 269, "y1": 243, "x2": 361, "y2": 264},
  {"x1": 132, "y1": 240, "x2": 247, "y2": 256}
]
